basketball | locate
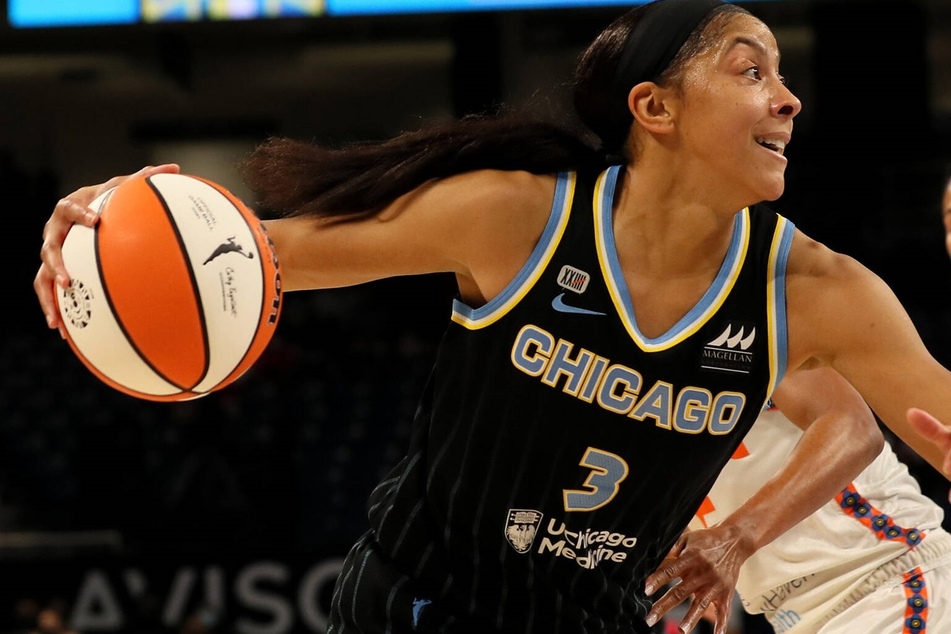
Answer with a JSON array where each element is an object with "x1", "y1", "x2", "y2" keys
[{"x1": 54, "y1": 172, "x2": 283, "y2": 402}]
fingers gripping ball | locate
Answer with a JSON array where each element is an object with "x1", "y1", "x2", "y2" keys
[{"x1": 54, "y1": 173, "x2": 283, "y2": 402}]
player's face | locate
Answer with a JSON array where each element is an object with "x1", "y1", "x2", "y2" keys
[{"x1": 674, "y1": 15, "x2": 801, "y2": 204}]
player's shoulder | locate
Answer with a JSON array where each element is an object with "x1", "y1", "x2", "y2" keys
[
  {"x1": 376, "y1": 169, "x2": 559, "y2": 238},
  {"x1": 436, "y1": 169, "x2": 559, "y2": 210},
  {"x1": 785, "y1": 228, "x2": 870, "y2": 285}
]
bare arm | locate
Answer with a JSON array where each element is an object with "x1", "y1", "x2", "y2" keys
[
  {"x1": 36, "y1": 168, "x2": 556, "y2": 328},
  {"x1": 644, "y1": 367, "x2": 883, "y2": 634},
  {"x1": 784, "y1": 231, "x2": 951, "y2": 478},
  {"x1": 942, "y1": 178, "x2": 951, "y2": 259},
  {"x1": 905, "y1": 180, "x2": 951, "y2": 476},
  {"x1": 261, "y1": 169, "x2": 555, "y2": 294}
]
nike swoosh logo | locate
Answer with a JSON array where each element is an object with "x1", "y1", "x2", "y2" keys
[{"x1": 551, "y1": 293, "x2": 606, "y2": 316}]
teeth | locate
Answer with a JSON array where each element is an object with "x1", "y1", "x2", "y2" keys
[{"x1": 757, "y1": 138, "x2": 786, "y2": 150}]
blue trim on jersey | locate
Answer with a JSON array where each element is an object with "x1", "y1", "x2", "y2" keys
[
  {"x1": 769, "y1": 217, "x2": 795, "y2": 393},
  {"x1": 451, "y1": 172, "x2": 574, "y2": 328},
  {"x1": 596, "y1": 164, "x2": 750, "y2": 351}
]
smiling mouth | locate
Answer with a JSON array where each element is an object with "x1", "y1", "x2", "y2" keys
[{"x1": 756, "y1": 138, "x2": 787, "y2": 154}]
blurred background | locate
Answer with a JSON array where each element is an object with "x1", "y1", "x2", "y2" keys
[{"x1": 3, "y1": 0, "x2": 951, "y2": 632}]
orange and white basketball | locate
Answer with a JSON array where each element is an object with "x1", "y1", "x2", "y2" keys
[{"x1": 54, "y1": 172, "x2": 283, "y2": 402}]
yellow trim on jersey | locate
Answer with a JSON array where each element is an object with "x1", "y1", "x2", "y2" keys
[
  {"x1": 593, "y1": 168, "x2": 751, "y2": 352},
  {"x1": 451, "y1": 172, "x2": 576, "y2": 329}
]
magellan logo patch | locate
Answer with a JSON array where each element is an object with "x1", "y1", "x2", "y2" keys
[
  {"x1": 701, "y1": 323, "x2": 755, "y2": 373},
  {"x1": 505, "y1": 509, "x2": 543, "y2": 554},
  {"x1": 557, "y1": 265, "x2": 590, "y2": 294}
]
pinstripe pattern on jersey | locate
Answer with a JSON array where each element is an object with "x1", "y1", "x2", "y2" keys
[
  {"x1": 765, "y1": 215, "x2": 794, "y2": 399},
  {"x1": 593, "y1": 164, "x2": 752, "y2": 352},
  {"x1": 385, "y1": 578, "x2": 410, "y2": 634},
  {"x1": 337, "y1": 168, "x2": 785, "y2": 634},
  {"x1": 451, "y1": 171, "x2": 576, "y2": 329}
]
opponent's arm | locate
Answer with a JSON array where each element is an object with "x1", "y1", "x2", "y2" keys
[
  {"x1": 906, "y1": 181, "x2": 951, "y2": 478},
  {"x1": 644, "y1": 367, "x2": 882, "y2": 634},
  {"x1": 942, "y1": 177, "x2": 951, "y2": 259}
]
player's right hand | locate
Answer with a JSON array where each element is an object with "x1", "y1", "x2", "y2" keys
[{"x1": 34, "y1": 164, "x2": 180, "y2": 337}]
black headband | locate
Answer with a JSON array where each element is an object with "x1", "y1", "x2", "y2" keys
[{"x1": 614, "y1": 0, "x2": 725, "y2": 92}]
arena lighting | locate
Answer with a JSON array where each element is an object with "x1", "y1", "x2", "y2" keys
[
  {"x1": 8, "y1": 0, "x2": 650, "y2": 28},
  {"x1": 8, "y1": 0, "x2": 322, "y2": 27},
  {"x1": 327, "y1": 0, "x2": 647, "y2": 15}
]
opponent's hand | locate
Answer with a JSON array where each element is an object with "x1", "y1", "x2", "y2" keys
[
  {"x1": 942, "y1": 180, "x2": 951, "y2": 258},
  {"x1": 907, "y1": 408, "x2": 951, "y2": 480},
  {"x1": 34, "y1": 164, "x2": 180, "y2": 337},
  {"x1": 644, "y1": 524, "x2": 752, "y2": 634}
]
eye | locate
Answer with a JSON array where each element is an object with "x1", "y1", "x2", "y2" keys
[
  {"x1": 743, "y1": 66, "x2": 762, "y2": 81},
  {"x1": 778, "y1": 74, "x2": 788, "y2": 86}
]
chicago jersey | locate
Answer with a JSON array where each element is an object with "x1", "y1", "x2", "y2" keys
[{"x1": 331, "y1": 165, "x2": 795, "y2": 633}]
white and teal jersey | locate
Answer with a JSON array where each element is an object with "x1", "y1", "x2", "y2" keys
[{"x1": 690, "y1": 407, "x2": 950, "y2": 634}]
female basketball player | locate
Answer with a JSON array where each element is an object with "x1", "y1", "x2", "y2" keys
[{"x1": 32, "y1": 0, "x2": 951, "y2": 632}]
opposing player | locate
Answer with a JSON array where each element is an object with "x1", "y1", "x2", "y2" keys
[
  {"x1": 668, "y1": 385, "x2": 951, "y2": 633},
  {"x1": 906, "y1": 178, "x2": 951, "y2": 482},
  {"x1": 34, "y1": 0, "x2": 951, "y2": 632}
]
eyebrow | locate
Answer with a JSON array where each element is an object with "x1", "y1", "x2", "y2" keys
[{"x1": 727, "y1": 35, "x2": 781, "y2": 64}]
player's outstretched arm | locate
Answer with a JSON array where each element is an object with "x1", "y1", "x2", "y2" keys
[
  {"x1": 34, "y1": 167, "x2": 558, "y2": 338},
  {"x1": 644, "y1": 367, "x2": 883, "y2": 634},
  {"x1": 782, "y1": 229, "x2": 951, "y2": 480}
]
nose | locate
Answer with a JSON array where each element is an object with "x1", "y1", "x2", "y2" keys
[{"x1": 772, "y1": 82, "x2": 802, "y2": 119}]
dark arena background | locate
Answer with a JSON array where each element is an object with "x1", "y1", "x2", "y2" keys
[{"x1": 3, "y1": 0, "x2": 951, "y2": 632}]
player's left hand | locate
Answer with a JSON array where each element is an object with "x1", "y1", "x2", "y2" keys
[{"x1": 644, "y1": 524, "x2": 751, "y2": 634}]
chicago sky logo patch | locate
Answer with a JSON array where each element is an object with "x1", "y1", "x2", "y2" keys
[{"x1": 701, "y1": 322, "x2": 755, "y2": 374}]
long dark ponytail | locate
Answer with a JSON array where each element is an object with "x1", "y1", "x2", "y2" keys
[
  {"x1": 240, "y1": 113, "x2": 605, "y2": 220},
  {"x1": 240, "y1": 1, "x2": 744, "y2": 221}
]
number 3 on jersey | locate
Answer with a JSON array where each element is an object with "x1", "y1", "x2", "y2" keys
[{"x1": 563, "y1": 447, "x2": 629, "y2": 512}]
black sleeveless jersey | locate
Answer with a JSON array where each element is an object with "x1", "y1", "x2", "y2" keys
[{"x1": 330, "y1": 165, "x2": 796, "y2": 634}]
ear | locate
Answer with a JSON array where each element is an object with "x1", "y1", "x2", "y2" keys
[{"x1": 627, "y1": 82, "x2": 677, "y2": 134}]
